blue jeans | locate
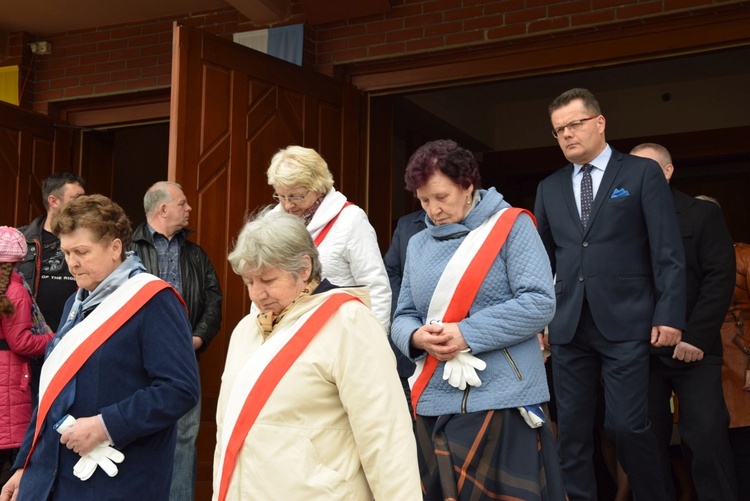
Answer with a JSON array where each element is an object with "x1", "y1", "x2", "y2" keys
[{"x1": 169, "y1": 390, "x2": 201, "y2": 500}]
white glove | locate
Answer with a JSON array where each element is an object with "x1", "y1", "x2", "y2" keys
[
  {"x1": 442, "y1": 349, "x2": 486, "y2": 390},
  {"x1": 54, "y1": 414, "x2": 125, "y2": 481},
  {"x1": 517, "y1": 405, "x2": 546, "y2": 428}
]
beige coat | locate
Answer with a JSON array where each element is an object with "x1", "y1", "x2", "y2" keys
[{"x1": 213, "y1": 285, "x2": 421, "y2": 500}]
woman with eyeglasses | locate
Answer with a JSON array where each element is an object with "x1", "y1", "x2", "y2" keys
[{"x1": 266, "y1": 146, "x2": 392, "y2": 331}]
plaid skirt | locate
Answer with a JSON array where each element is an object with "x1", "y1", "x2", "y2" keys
[{"x1": 416, "y1": 408, "x2": 567, "y2": 501}]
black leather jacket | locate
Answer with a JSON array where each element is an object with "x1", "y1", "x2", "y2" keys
[
  {"x1": 131, "y1": 222, "x2": 223, "y2": 356},
  {"x1": 17, "y1": 215, "x2": 47, "y2": 297}
]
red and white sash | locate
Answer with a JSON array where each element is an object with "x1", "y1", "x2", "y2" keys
[
  {"x1": 312, "y1": 201, "x2": 353, "y2": 247},
  {"x1": 26, "y1": 273, "x2": 174, "y2": 466},
  {"x1": 408, "y1": 208, "x2": 533, "y2": 416},
  {"x1": 215, "y1": 293, "x2": 360, "y2": 501}
]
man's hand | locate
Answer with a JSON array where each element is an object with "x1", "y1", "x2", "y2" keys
[
  {"x1": 0, "y1": 469, "x2": 22, "y2": 501},
  {"x1": 651, "y1": 325, "x2": 682, "y2": 347},
  {"x1": 672, "y1": 341, "x2": 704, "y2": 362},
  {"x1": 192, "y1": 336, "x2": 203, "y2": 351},
  {"x1": 411, "y1": 322, "x2": 467, "y2": 361},
  {"x1": 59, "y1": 416, "x2": 108, "y2": 456}
]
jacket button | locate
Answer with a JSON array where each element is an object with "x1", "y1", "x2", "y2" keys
[
  {"x1": 582, "y1": 241, "x2": 589, "y2": 247},
  {"x1": 578, "y1": 275, "x2": 584, "y2": 282}
]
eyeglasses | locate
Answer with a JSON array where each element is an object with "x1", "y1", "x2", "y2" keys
[
  {"x1": 551, "y1": 116, "x2": 599, "y2": 138},
  {"x1": 272, "y1": 190, "x2": 311, "y2": 204}
]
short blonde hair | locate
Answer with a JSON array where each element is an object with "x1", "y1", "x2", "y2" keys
[
  {"x1": 228, "y1": 208, "x2": 322, "y2": 281},
  {"x1": 266, "y1": 145, "x2": 334, "y2": 194}
]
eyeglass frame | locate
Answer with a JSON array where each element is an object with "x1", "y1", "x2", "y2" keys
[
  {"x1": 272, "y1": 190, "x2": 312, "y2": 204},
  {"x1": 551, "y1": 115, "x2": 599, "y2": 139}
]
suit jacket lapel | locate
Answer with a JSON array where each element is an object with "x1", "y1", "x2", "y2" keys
[
  {"x1": 559, "y1": 165, "x2": 581, "y2": 231},
  {"x1": 584, "y1": 149, "x2": 623, "y2": 234}
]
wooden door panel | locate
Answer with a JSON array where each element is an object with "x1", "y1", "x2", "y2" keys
[
  {"x1": 0, "y1": 101, "x2": 71, "y2": 227},
  {"x1": 169, "y1": 24, "x2": 360, "y2": 499}
]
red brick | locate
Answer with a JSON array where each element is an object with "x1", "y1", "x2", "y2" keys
[
  {"x1": 406, "y1": 35, "x2": 444, "y2": 52},
  {"x1": 366, "y1": 18, "x2": 404, "y2": 34},
  {"x1": 318, "y1": 38, "x2": 350, "y2": 54},
  {"x1": 157, "y1": 53, "x2": 173, "y2": 65},
  {"x1": 423, "y1": 0, "x2": 463, "y2": 14},
  {"x1": 404, "y1": 12, "x2": 444, "y2": 28},
  {"x1": 80, "y1": 73, "x2": 111, "y2": 85},
  {"x1": 141, "y1": 21, "x2": 173, "y2": 35},
  {"x1": 616, "y1": 1, "x2": 664, "y2": 19},
  {"x1": 125, "y1": 77, "x2": 158, "y2": 90},
  {"x1": 49, "y1": 77, "x2": 79, "y2": 90},
  {"x1": 324, "y1": 25, "x2": 368, "y2": 40},
  {"x1": 80, "y1": 30, "x2": 109, "y2": 44},
  {"x1": 664, "y1": 0, "x2": 713, "y2": 9},
  {"x1": 331, "y1": 47, "x2": 368, "y2": 63},
  {"x1": 36, "y1": 68, "x2": 66, "y2": 81},
  {"x1": 110, "y1": 26, "x2": 142, "y2": 40},
  {"x1": 141, "y1": 64, "x2": 171, "y2": 77},
  {"x1": 527, "y1": 16, "x2": 570, "y2": 33},
  {"x1": 94, "y1": 82, "x2": 126, "y2": 94},
  {"x1": 126, "y1": 56, "x2": 158, "y2": 69},
  {"x1": 444, "y1": 6, "x2": 484, "y2": 22},
  {"x1": 97, "y1": 39, "x2": 129, "y2": 51},
  {"x1": 316, "y1": 63, "x2": 334, "y2": 76},
  {"x1": 110, "y1": 69, "x2": 141, "y2": 81},
  {"x1": 49, "y1": 35, "x2": 81, "y2": 49},
  {"x1": 592, "y1": 0, "x2": 628, "y2": 8},
  {"x1": 424, "y1": 20, "x2": 462, "y2": 37},
  {"x1": 386, "y1": 27, "x2": 424, "y2": 43},
  {"x1": 65, "y1": 44, "x2": 98, "y2": 56},
  {"x1": 368, "y1": 41, "x2": 407, "y2": 57},
  {"x1": 463, "y1": 0, "x2": 491, "y2": 5},
  {"x1": 464, "y1": 13, "x2": 505, "y2": 31},
  {"x1": 348, "y1": 33, "x2": 386, "y2": 49},
  {"x1": 66, "y1": 64, "x2": 97, "y2": 77},
  {"x1": 505, "y1": 6, "x2": 545, "y2": 24},
  {"x1": 445, "y1": 30, "x2": 486, "y2": 45},
  {"x1": 525, "y1": 0, "x2": 566, "y2": 7},
  {"x1": 549, "y1": 0, "x2": 592, "y2": 17},
  {"x1": 96, "y1": 61, "x2": 128, "y2": 73},
  {"x1": 110, "y1": 48, "x2": 141, "y2": 60},
  {"x1": 33, "y1": 80, "x2": 50, "y2": 92},
  {"x1": 484, "y1": 0, "x2": 525, "y2": 15},
  {"x1": 128, "y1": 34, "x2": 160, "y2": 48},
  {"x1": 390, "y1": 4, "x2": 423, "y2": 18},
  {"x1": 317, "y1": 51, "x2": 333, "y2": 64},
  {"x1": 571, "y1": 9, "x2": 616, "y2": 26},
  {"x1": 486, "y1": 23, "x2": 526, "y2": 40},
  {"x1": 156, "y1": 75, "x2": 171, "y2": 86},
  {"x1": 140, "y1": 43, "x2": 172, "y2": 57},
  {"x1": 204, "y1": 11, "x2": 241, "y2": 25},
  {"x1": 49, "y1": 56, "x2": 81, "y2": 70},
  {"x1": 34, "y1": 89, "x2": 64, "y2": 102},
  {"x1": 80, "y1": 52, "x2": 110, "y2": 65},
  {"x1": 64, "y1": 85, "x2": 95, "y2": 98}
]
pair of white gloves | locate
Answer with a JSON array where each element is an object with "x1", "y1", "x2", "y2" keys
[
  {"x1": 442, "y1": 348, "x2": 487, "y2": 390},
  {"x1": 54, "y1": 414, "x2": 125, "y2": 481}
]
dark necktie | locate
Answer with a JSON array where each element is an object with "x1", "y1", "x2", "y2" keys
[{"x1": 580, "y1": 164, "x2": 593, "y2": 228}]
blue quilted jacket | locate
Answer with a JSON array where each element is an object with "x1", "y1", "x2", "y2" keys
[{"x1": 392, "y1": 188, "x2": 555, "y2": 416}]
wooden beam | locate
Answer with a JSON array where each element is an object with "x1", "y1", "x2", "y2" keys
[{"x1": 225, "y1": 0, "x2": 289, "y2": 24}]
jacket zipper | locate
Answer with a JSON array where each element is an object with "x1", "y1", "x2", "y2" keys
[{"x1": 503, "y1": 348, "x2": 523, "y2": 381}]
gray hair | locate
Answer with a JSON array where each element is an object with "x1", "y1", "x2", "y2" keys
[
  {"x1": 266, "y1": 145, "x2": 334, "y2": 194},
  {"x1": 228, "y1": 208, "x2": 322, "y2": 281},
  {"x1": 144, "y1": 181, "x2": 183, "y2": 215},
  {"x1": 630, "y1": 143, "x2": 672, "y2": 167}
]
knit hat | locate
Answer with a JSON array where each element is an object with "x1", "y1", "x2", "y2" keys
[{"x1": 0, "y1": 226, "x2": 28, "y2": 263}]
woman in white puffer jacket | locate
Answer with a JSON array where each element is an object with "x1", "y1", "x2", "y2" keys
[{"x1": 266, "y1": 145, "x2": 392, "y2": 331}]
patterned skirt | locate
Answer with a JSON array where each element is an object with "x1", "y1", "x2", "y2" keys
[{"x1": 416, "y1": 408, "x2": 568, "y2": 500}]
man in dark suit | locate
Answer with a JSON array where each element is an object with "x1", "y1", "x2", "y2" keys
[
  {"x1": 534, "y1": 88, "x2": 686, "y2": 500},
  {"x1": 632, "y1": 143, "x2": 737, "y2": 500},
  {"x1": 383, "y1": 209, "x2": 426, "y2": 413}
]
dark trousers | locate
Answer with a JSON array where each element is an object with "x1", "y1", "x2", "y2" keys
[
  {"x1": 648, "y1": 356, "x2": 737, "y2": 501},
  {"x1": 729, "y1": 426, "x2": 750, "y2": 500},
  {"x1": 551, "y1": 301, "x2": 670, "y2": 501}
]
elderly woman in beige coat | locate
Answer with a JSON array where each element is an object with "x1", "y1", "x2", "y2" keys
[{"x1": 213, "y1": 209, "x2": 420, "y2": 501}]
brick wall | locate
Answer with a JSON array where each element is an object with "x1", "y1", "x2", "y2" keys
[
  {"x1": 4, "y1": 0, "x2": 747, "y2": 112},
  {"x1": 312, "y1": 0, "x2": 746, "y2": 75}
]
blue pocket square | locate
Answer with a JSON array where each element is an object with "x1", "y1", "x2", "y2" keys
[{"x1": 611, "y1": 188, "x2": 630, "y2": 198}]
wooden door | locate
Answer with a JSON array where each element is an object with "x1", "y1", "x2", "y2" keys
[
  {"x1": 0, "y1": 101, "x2": 74, "y2": 227},
  {"x1": 168, "y1": 23, "x2": 361, "y2": 499}
]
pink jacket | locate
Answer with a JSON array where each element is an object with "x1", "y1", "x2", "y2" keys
[{"x1": 0, "y1": 271, "x2": 53, "y2": 449}]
